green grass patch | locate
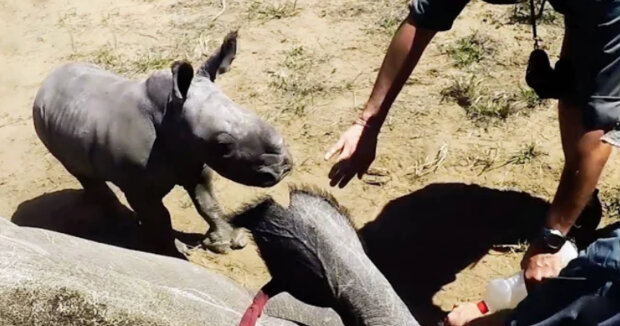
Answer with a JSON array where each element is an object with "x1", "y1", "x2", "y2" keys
[
  {"x1": 440, "y1": 76, "x2": 482, "y2": 108},
  {"x1": 441, "y1": 77, "x2": 545, "y2": 123},
  {"x1": 506, "y1": 142, "x2": 546, "y2": 165},
  {"x1": 132, "y1": 52, "x2": 173, "y2": 74},
  {"x1": 445, "y1": 32, "x2": 495, "y2": 67},
  {"x1": 515, "y1": 86, "x2": 545, "y2": 109},
  {"x1": 467, "y1": 95, "x2": 517, "y2": 121},
  {"x1": 508, "y1": 0, "x2": 562, "y2": 25}
]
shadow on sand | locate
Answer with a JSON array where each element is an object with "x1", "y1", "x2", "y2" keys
[
  {"x1": 10, "y1": 189, "x2": 204, "y2": 256},
  {"x1": 359, "y1": 182, "x2": 601, "y2": 325}
]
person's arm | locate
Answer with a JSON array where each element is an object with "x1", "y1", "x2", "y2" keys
[
  {"x1": 360, "y1": 17, "x2": 436, "y2": 129},
  {"x1": 326, "y1": 0, "x2": 470, "y2": 188},
  {"x1": 522, "y1": 26, "x2": 612, "y2": 285},
  {"x1": 325, "y1": 18, "x2": 436, "y2": 187}
]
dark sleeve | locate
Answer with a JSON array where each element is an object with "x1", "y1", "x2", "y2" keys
[{"x1": 408, "y1": 0, "x2": 471, "y2": 31}]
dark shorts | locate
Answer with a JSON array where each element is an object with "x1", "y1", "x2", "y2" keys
[{"x1": 560, "y1": 0, "x2": 620, "y2": 143}]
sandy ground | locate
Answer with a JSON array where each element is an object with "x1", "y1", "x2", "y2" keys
[{"x1": 2, "y1": 0, "x2": 620, "y2": 323}]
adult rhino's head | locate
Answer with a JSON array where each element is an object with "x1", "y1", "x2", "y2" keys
[
  {"x1": 163, "y1": 32, "x2": 292, "y2": 187},
  {"x1": 232, "y1": 186, "x2": 419, "y2": 326}
]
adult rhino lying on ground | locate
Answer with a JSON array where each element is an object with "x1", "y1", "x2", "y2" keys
[
  {"x1": 233, "y1": 187, "x2": 420, "y2": 326},
  {"x1": 0, "y1": 218, "x2": 343, "y2": 326},
  {"x1": 33, "y1": 32, "x2": 292, "y2": 255}
]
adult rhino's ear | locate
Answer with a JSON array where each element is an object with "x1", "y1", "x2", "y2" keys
[
  {"x1": 197, "y1": 31, "x2": 237, "y2": 82},
  {"x1": 171, "y1": 61, "x2": 194, "y2": 102}
]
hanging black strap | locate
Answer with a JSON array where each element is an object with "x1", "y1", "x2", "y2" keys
[{"x1": 529, "y1": 0, "x2": 547, "y2": 49}]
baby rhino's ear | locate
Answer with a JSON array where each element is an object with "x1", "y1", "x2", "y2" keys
[
  {"x1": 171, "y1": 61, "x2": 194, "y2": 102},
  {"x1": 197, "y1": 31, "x2": 238, "y2": 82}
]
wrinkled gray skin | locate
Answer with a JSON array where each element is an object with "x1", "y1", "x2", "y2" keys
[
  {"x1": 32, "y1": 32, "x2": 292, "y2": 254},
  {"x1": 233, "y1": 187, "x2": 419, "y2": 326},
  {"x1": 0, "y1": 218, "x2": 339, "y2": 326}
]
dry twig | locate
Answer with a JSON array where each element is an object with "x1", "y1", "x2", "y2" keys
[{"x1": 212, "y1": 0, "x2": 227, "y2": 21}]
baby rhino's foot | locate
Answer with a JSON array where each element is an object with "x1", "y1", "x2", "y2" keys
[
  {"x1": 202, "y1": 227, "x2": 247, "y2": 254},
  {"x1": 230, "y1": 227, "x2": 248, "y2": 250}
]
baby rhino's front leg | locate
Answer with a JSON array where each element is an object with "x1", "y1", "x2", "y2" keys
[
  {"x1": 184, "y1": 170, "x2": 247, "y2": 253},
  {"x1": 124, "y1": 189, "x2": 181, "y2": 258}
]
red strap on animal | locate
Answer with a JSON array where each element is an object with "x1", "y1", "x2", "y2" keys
[
  {"x1": 239, "y1": 290, "x2": 270, "y2": 326},
  {"x1": 477, "y1": 301, "x2": 489, "y2": 314}
]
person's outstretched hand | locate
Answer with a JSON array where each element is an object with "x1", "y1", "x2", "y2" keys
[{"x1": 325, "y1": 123, "x2": 378, "y2": 188}]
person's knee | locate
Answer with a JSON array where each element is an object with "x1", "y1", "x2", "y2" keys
[{"x1": 576, "y1": 131, "x2": 611, "y2": 168}]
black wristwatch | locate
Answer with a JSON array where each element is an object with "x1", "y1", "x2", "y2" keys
[{"x1": 537, "y1": 228, "x2": 567, "y2": 253}]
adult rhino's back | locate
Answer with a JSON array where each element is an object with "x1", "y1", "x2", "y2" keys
[
  {"x1": 33, "y1": 63, "x2": 157, "y2": 182},
  {"x1": 0, "y1": 218, "x2": 328, "y2": 326}
]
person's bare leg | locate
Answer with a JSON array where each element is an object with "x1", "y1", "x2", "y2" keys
[{"x1": 546, "y1": 100, "x2": 612, "y2": 235}]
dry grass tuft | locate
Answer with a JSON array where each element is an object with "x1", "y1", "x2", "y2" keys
[
  {"x1": 441, "y1": 76, "x2": 545, "y2": 123},
  {"x1": 508, "y1": 0, "x2": 562, "y2": 25},
  {"x1": 445, "y1": 32, "x2": 496, "y2": 68},
  {"x1": 506, "y1": 142, "x2": 546, "y2": 166},
  {"x1": 70, "y1": 45, "x2": 175, "y2": 76},
  {"x1": 247, "y1": 0, "x2": 300, "y2": 21},
  {"x1": 440, "y1": 75, "x2": 482, "y2": 108},
  {"x1": 266, "y1": 46, "x2": 338, "y2": 116}
]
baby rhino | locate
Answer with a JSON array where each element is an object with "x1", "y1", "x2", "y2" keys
[{"x1": 33, "y1": 32, "x2": 292, "y2": 255}]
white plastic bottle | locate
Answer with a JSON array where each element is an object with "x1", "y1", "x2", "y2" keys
[{"x1": 478, "y1": 241, "x2": 579, "y2": 313}]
